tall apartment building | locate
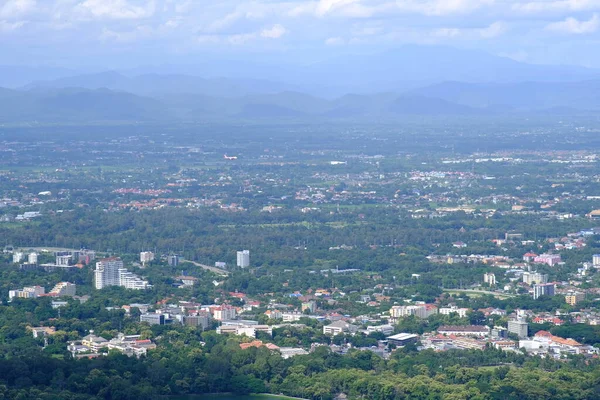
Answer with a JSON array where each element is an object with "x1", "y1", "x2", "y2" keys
[
  {"x1": 140, "y1": 251, "x2": 155, "y2": 265},
  {"x1": 236, "y1": 250, "x2": 250, "y2": 268},
  {"x1": 94, "y1": 257, "x2": 124, "y2": 289},
  {"x1": 28, "y1": 252, "x2": 38, "y2": 264},
  {"x1": 49, "y1": 282, "x2": 76, "y2": 297},
  {"x1": 508, "y1": 318, "x2": 529, "y2": 339},
  {"x1": 533, "y1": 283, "x2": 556, "y2": 299},
  {"x1": 484, "y1": 272, "x2": 496, "y2": 286},
  {"x1": 167, "y1": 255, "x2": 179, "y2": 267},
  {"x1": 390, "y1": 304, "x2": 438, "y2": 319},
  {"x1": 56, "y1": 255, "x2": 72, "y2": 266},
  {"x1": 212, "y1": 305, "x2": 237, "y2": 321},
  {"x1": 12, "y1": 252, "x2": 23, "y2": 263},
  {"x1": 522, "y1": 272, "x2": 549, "y2": 285}
]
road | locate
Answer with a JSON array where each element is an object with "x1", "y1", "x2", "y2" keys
[
  {"x1": 443, "y1": 289, "x2": 516, "y2": 299},
  {"x1": 184, "y1": 260, "x2": 230, "y2": 276}
]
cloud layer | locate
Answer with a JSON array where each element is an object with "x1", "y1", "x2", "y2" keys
[{"x1": 2, "y1": 0, "x2": 600, "y2": 68}]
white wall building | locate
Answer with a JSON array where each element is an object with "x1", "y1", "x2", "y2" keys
[
  {"x1": 140, "y1": 251, "x2": 154, "y2": 265},
  {"x1": 237, "y1": 250, "x2": 250, "y2": 268},
  {"x1": 49, "y1": 282, "x2": 77, "y2": 297},
  {"x1": 94, "y1": 257, "x2": 124, "y2": 289},
  {"x1": 13, "y1": 252, "x2": 23, "y2": 263},
  {"x1": 28, "y1": 252, "x2": 38, "y2": 264}
]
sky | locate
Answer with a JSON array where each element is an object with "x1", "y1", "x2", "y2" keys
[{"x1": 2, "y1": 0, "x2": 600, "y2": 70}]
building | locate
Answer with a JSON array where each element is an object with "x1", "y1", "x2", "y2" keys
[
  {"x1": 167, "y1": 255, "x2": 179, "y2": 267},
  {"x1": 594, "y1": 254, "x2": 600, "y2": 267},
  {"x1": 49, "y1": 282, "x2": 76, "y2": 297},
  {"x1": 94, "y1": 257, "x2": 124, "y2": 289},
  {"x1": 533, "y1": 254, "x2": 561, "y2": 267},
  {"x1": 140, "y1": 313, "x2": 166, "y2": 325},
  {"x1": 9, "y1": 285, "x2": 45, "y2": 300},
  {"x1": 118, "y1": 268, "x2": 149, "y2": 290},
  {"x1": 508, "y1": 319, "x2": 529, "y2": 339},
  {"x1": 484, "y1": 272, "x2": 496, "y2": 286},
  {"x1": 533, "y1": 283, "x2": 556, "y2": 299},
  {"x1": 390, "y1": 304, "x2": 438, "y2": 319},
  {"x1": 140, "y1": 251, "x2": 154, "y2": 265},
  {"x1": 439, "y1": 306, "x2": 470, "y2": 318},
  {"x1": 28, "y1": 252, "x2": 38, "y2": 264},
  {"x1": 212, "y1": 305, "x2": 237, "y2": 321},
  {"x1": 437, "y1": 325, "x2": 490, "y2": 337},
  {"x1": 366, "y1": 324, "x2": 394, "y2": 336},
  {"x1": 565, "y1": 292, "x2": 585, "y2": 306},
  {"x1": 301, "y1": 301, "x2": 317, "y2": 314},
  {"x1": 56, "y1": 255, "x2": 72, "y2": 266},
  {"x1": 387, "y1": 333, "x2": 419, "y2": 346},
  {"x1": 12, "y1": 252, "x2": 23, "y2": 263},
  {"x1": 522, "y1": 272, "x2": 549, "y2": 285},
  {"x1": 215, "y1": 261, "x2": 227, "y2": 268},
  {"x1": 184, "y1": 313, "x2": 212, "y2": 330},
  {"x1": 323, "y1": 320, "x2": 358, "y2": 336},
  {"x1": 237, "y1": 250, "x2": 250, "y2": 268}
]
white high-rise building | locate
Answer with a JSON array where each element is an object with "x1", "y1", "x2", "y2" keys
[
  {"x1": 13, "y1": 252, "x2": 23, "y2": 263},
  {"x1": 237, "y1": 250, "x2": 250, "y2": 268},
  {"x1": 94, "y1": 257, "x2": 124, "y2": 289},
  {"x1": 56, "y1": 255, "x2": 72, "y2": 266},
  {"x1": 594, "y1": 254, "x2": 600, "y2": 267},
  {"x1": 140, "y1": 251, "x2": 155, "y2": 265},
  {"x1": 28, "y1": 252, "x2": 38, "y2": 264}
]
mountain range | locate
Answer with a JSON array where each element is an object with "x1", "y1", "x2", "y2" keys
[{"x1": 2, "y1": 45, "x2": 600, "y2": 123}]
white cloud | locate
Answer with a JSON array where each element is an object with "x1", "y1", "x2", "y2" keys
[
  {"x1": 0, "y1": 0, "x2": 36, "y2": 19},
  {"x1": 479, "y1": 21, "x2": 507, "y2": 38},
  {"x1": 260, "y1": 23, "x2": 287, "y2": 38},
  {"x1": 546, "y1": 13, "x2": 600, "y2": 33},
  {"x1": 316, "y1": 0, "x2": 359, "y2": 16},
  {"x1": 513, "y1": 0, "x2": 600, "y2": 14},
  {"x1": 100, "y1": 25, "x2": 153, "y2": 42},
  {"x1": 0, "y1": 19, "x2": 25, "y2": 31},
  {"x1": 396, "y1": 0, "x2": 495, "y2": 16},
  {"x1": 76, "y1": 0, "x2": 155, "y2": 20},
  {"x1": 325, "y1": 36, "x2": 345, "y2": 45}
]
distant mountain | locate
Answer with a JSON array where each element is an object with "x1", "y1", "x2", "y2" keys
[
  {"x1": 0, "y1": 65, "x2": 77, "y2": 89},
  {"x1": 0, "y1": 87, "x2": 166, "y2": 122},
  {"x1": 410, "y1": 80, "x2": 600, "y2": 110},
  {"x1": 24, "y1": 71, "x2": 298, "y2": 98}
]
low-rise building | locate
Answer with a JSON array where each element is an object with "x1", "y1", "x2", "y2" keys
[
  {"x1": 323, "y1": 320, "x2": 359, "y2": 336},
  {"x1": 438, "y1": 325, "x2": 489, "y2": 337}
]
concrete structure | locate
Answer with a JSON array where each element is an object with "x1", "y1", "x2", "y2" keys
[
  {"x1": 56, "y1": 255, "x2": 72, "y2": 266},
  {"x1": 533, "y1": 254, "x2": 561, "y2": 267},
  {"x1": 439, "y1": 306, "x2": 470, "y2": 318},
  {"x1": 437, "y1": 325, "x2": 489, "y2": 337},
  {"x1": 522, "y1": 272, "x2": 549, "y2": 285},
  {"x1": 140, "y1": 313, "x2": 166, "y2": 325},
  {"x1": 184, "y1": 313, "x2": 212, "y2": 330},
  {"x1": 533, "y1": 283, "x2": 556, "y2": 299},
  {"x1": 390, "y1": 304, "x2": 438, "y2": 319},
  {"x1": 212, "y1": 305, "x2": 237, "y2": 321},
  {"x1": 118, "y1": 268, "x2": 149, "y2": 290},
  {"x1": 366, "y1": 324, "x2": 394, "y2": 336},
  {"x1": 484, "y1": 272, "x2": 496, "y2": 286},
  {"x1": 9, "y1": 285, "x2": 45, "y2": 300},
  {"x1": 12, "y1": 252, "x2": 23, "y2": 263},
  {"x1": 387, "y1": 333, "x2": 419, "y2": 346},
  {"x1": 237, "y1": 250, "x2": 250, "y2": 268},
  {"x1": 94, "y1": 257, "x2": 123, "y2": 289},
  {"x1": 508, "y1": 319, "x2": 529, "y2": 339},
  {"x1": 49, "y1": 282, "x2": 76, "y2": 297},
  {"x1": 301, "y1": 301, "x2": 317, "y2": 314},
  {"x1": 167, "y1": 255, "x2": 179, "y2": 267},
  {"x1": 28, "y1": 252, "x2": 38, "y2": 265},
  {"x1": 323, "y1": 320, "x2": 358, "y2": 336},
  {"x1": 565, "y1": 292, "x2": 585, "y2": 306},
  {"x1": 140, "y1": 251, "x2": 154, "y2": 265}
]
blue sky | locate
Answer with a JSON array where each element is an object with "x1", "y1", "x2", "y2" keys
[{"x1": 2, "y1": 0, "x2": 600, "y2": 69}]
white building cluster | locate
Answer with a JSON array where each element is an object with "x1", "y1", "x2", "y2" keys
[{"x1": 94, "y1": 257, "x2": 149, "y2": 290}]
